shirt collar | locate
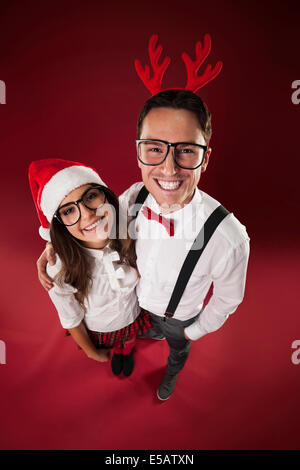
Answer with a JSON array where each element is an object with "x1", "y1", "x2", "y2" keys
[
  {"x1": 144, "y1": 188, "x2": 205, "y2": 240},
  {"x1": 83, "y1": 243, "x2": 113, "y2": 259},
  {"x1": 146, "y1": 187, "x2": 203, "y2": 220}
]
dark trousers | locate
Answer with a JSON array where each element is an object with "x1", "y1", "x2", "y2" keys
[{"x1": 148, "y1": 312, "x2": 199, "y2": 376}]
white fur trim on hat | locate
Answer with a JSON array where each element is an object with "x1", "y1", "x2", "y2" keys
[
  {"x1": 39, "y1": 226, "x2": 51, "y2": 241},
  {"x1": 40, "y1": 165, "x2": 106, "y2": 223}
]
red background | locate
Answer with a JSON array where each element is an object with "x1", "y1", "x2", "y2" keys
[{"x1": 0, "y1": 0, "x2": 299, "y2": 450}]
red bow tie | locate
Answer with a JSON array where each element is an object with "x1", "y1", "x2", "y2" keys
[{"x1": 141, "y1": 206, "x2": 174, "y2": 237}]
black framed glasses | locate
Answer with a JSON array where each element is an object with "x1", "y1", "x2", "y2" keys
[
  {"x1": 136, "y1": 139, "x2": 208, "y2": 170},
  {"x1": 54, "y1": 185, "x2": 106, "y2": 226}
]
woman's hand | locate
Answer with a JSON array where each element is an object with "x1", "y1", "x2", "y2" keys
[
  {"x1": 88, "y1": 349, "x2": 111, "y2": 363},
  {"x1": 36, "y1": 242, "x2": 56, "y2": 291},
  {"x1": 69, "y1": 323, "x2": 111, "y2": 362}
]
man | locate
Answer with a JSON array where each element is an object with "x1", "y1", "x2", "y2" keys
[{"x1": 37, "y1": 89, "x2": 250, "y2": 400}]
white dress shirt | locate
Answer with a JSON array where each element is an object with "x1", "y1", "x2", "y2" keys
[
  {"x1": 119, "y1": 182, "x2": 250, "y2": 341},
  {"x1": 46, "y1": 245, "x2": 140, "y2": 332}
]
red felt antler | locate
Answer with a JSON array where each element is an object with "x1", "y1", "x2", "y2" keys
[
  {"x1": 134, "y1": 34, "x2": 171, "y2": 95},
  {"x1": 182, "y1": 34, "x2": 223, "y2": 93}
]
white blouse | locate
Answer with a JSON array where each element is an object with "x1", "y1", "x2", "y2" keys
[{"x1": 46, "y1": 245, "x2": 140, "y2": 332}]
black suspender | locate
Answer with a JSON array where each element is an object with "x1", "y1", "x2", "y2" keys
[
  {"x1": 132, "y1": 185, "x2": 149, "y2": 216},
  {"x1": 133, "y1": 185, "x2": 230, "y2": 319},
  {"x1": 165, "y1": 204, "x2": 230, "y2": 317}
]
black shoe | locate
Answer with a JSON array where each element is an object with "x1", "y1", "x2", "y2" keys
[
  {"x1": 123, "y1": 349, "x2": 135, "y2": 377},
  {"x1": 157, "y1": 373, "x2": 178, "y2": 400},
  {"x1": 111, "y1": 353, "x2": 123, "y2": 376}
]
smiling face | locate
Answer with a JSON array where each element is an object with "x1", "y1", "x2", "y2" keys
[
  {"x1": 138, "y1": 107, "x2": 211, "y2": 211},
  {"x1": 58, "y1": 184, "x2": 113, "y2": 249}
]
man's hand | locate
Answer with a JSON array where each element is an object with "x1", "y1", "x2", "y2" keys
[
  {"x1": 184, "y1": 330, "x2": 191, "y2": 341},
  {"x1": 36, "y1": 242, "x2": 56, "y2": 291}
]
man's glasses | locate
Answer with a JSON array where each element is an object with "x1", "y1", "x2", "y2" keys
[
  {"x1": 54, "y1": 186, "x2": 106, "y2": 226},
  {"x1": 136, "y1": 139, "x2": 208, "y2": 170}
]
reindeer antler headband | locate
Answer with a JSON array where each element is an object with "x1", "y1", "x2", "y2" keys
[{"x1": 135, "y1": 34, "x2": 223, "y2": 95}]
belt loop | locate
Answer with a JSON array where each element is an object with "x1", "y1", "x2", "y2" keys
[{"x1": 164, "y1": 312, "x2": 173, "y2": 322}]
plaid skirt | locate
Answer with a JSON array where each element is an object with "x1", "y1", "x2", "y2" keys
[{"x1": 66, "y1": 309, "x2": 151, "y2": 349}]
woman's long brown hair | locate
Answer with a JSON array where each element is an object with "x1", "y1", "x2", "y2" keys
[{"x1": 49, "y1": 184, "x2": 136, "y2": 311}]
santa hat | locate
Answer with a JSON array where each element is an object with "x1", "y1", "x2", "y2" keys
[{"x1": 28, "y1": 158, "x2": 107, "y2": 241}]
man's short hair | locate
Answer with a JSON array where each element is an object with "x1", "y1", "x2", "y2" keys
[{"x1": 136, "y1": 89, "x2": 212, "y2": 144}]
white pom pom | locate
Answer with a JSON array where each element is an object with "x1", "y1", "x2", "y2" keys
[{"x1": 39, "y1": 226, "x2": 51, "y2": 241}]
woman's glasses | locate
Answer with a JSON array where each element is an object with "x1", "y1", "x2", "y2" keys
[{"x1": 54, "y1": 186, "x2": 106, "y2": 226}]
